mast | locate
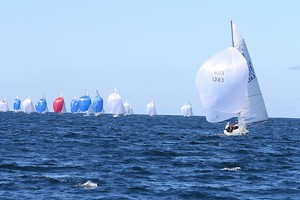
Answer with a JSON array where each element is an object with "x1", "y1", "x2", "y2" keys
[{"x1": 230, "y1": 20, "x2": 234, "y2": 47}]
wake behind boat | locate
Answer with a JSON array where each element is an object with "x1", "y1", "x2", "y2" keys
[{"x1": 195, "y1": 21, "x2": 268, "y2": 135}]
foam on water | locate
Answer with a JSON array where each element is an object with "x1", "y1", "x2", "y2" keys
[
  {"x1": 221, "y1": 167, "x2": 241, "y2": 171},
  {"x1": 76, "y1": 180, "x2": 98, "y2": 189}
]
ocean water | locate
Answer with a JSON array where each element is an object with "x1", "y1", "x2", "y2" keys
[{"x1": 0, "y1": 112, "x2": 299, "y2": 199}]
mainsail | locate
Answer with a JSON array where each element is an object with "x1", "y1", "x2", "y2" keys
[{"x1": 231, "y1": 21, "x2": 268, "y2": 124}]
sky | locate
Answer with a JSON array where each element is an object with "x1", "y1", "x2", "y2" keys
[{"x1": 0, "y1": 0, "x2": 300, "y2": 118}]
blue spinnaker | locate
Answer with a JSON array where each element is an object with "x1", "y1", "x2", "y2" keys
[
  {"x1": 93, "y1": 96, "x2": 103, "y2": 113},
  {"x1": 78, "y1": 95, "x2": 91, "y2": 112},
  {"x1": 35, "y1": 98, "x2": 47, "y2": 113},
  {"x1": 70, "y1": 99, "x2": 79, "y2": 113},
  {"x1": 13, "y1": 99, "x2": 21, "y2": 110}
]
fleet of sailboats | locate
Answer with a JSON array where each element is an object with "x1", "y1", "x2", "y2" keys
[
  {"x1": 195, "y1": 21, "x2": 268, "y2": 135},
  {"x1": 0, "y1": 21, "x2": 268, "y2": 131}
]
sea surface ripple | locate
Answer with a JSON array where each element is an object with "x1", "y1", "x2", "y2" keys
[{"x1": 0, "y1": 112, "x2": 299, "y2": 199}]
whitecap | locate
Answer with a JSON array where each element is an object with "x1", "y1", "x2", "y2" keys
[
  {"x1": 76, "y1": 180, "x2": 98, "y2": 189},
  {"x1": 221, "y1": 167, "x2": 241, "y2": 171}
]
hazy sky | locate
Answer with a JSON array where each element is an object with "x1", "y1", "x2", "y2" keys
[{"x1": 0, "y1": 1, "x2": 299, "y2": 118}]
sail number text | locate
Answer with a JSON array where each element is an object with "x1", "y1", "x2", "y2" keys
[{"x1": 212, "y1": 70, "x2": 225, "y2": 82}]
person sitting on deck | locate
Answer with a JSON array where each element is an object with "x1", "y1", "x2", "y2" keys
[
  {"x1": 233, "y1": 121, "x2": 239, "y2": 130},
  {"x1": 225, "y1": 122, "x2": 233, "y2": 132}
]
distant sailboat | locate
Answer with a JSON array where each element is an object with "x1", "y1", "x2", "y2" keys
[
  {"x1": 70, "y1": 97, "x2": 79, "y2": 114},
  {"x1": 0, "y1": 98, "x2": 9, "y2": 112},
  {"x1": 78, "y1": 91, "x2": 93, "y2": 116},
  {"x1": 21, "y1": 96, "x2": 35, "y2": 114},
  {"x1": 13, "y1": 97, "x2": 21, "y2": 112},
  {"x1": 53, "y1": 95, "x2": 67, "y2": 114},
  {"x1": 181, "y1": 102, "x2": 193, "y2": 117},
  {"x1": 146, "y1": 100, "x2": 156, "y2": 116},
  {"x1": 35, "y1": 95, "x2": 48, "y2": 114},
  {"x1": 123, "y1": 100, "x2": 133, "y2": 115},
  {"x1": 195, "y1": 21, "x2": 268, "y2": 135},
  {"x1": 107, "y1": 86, "x2": 125, "y2": 117},
  {"x1": 93, "y1": 90, "x2": 104, "y2": 116}
]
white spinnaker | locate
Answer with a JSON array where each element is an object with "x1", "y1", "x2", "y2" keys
[
  {"x1": 231, "y1": 21, "x2": 268, "y2": 124},
  {"x1": 181, "y1": 103, "x2": 187, "y2": 116},
  {"x1": 0, "y1": 100, "x2": 9, "y2": 112},
  {"x1": 146, "y1": 100, "x2": 157, "y2": 116},
  {"x1": 22, "y1": 97, "x2": 35, "y2": 114},
  {"x1": 195, "y1": 47, "x2": 248, "y2": 123},
  {"x1": 186, "y1": 102, "x2": 193, "y2": 117},
  {"x1": 123, "y1": 100, "x2": 133, "y2": 115},
  {"x1": 107, "y1": 87, "x2": 125, "y2": 115}
]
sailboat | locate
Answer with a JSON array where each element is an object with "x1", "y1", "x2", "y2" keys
[
  {"x1": 146, "y1": 100, "x2": 157, "y2": 116},
  {"x1": 35, "y1": 95, "x2": 48, "y2": 114},
  {"x1": 78, "y1": 91, "x2": 93, "y2": 116},
  {"x1": 70, "y1": 97, "x2": 79, "y2": 114},
  {"x1": 195, "y1": 21, "x2": 268, "y2": 135},
  {"x1": 181, "y1": 102, "x2": 193, "y2": 117},
  {"x1": 21, "y1": 96, "x2": 35, "y2": 114},
  {"x1": 123, "y1": 100, "x2": 133, "y2": 115},
  {"x1": 0, "y1": 98, "x2": 9, "y2": 112},
  {"x1": 93, "y1": 90, "x2": 104, "y2": 116},
  {"x1": 13, "y1": 97, "x2": 22, "y2": 112},
  {"x1": 53, "y1": 95, "x2": 67, "y2": 114},
  {"x1": 107, "y1": 86, "x2": 125, "y2": 117}
]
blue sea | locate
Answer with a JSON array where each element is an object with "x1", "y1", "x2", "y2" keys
[{"x1": 0, "y1": 112, "x2": 299, "y2": 199}]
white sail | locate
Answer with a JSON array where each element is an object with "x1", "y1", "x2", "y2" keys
[
  {"x1": 181, "y1": 103, "x2": 187, "y2": 116},
  {"x1": 146, "y1": 100, "x2": 157, "y2": 116},
  {"x1": 123, "y1": 100, "x2": 133, "y2": 115},
  {"x1": 196, "y1": 21, "x2": 268, "y2": 135},
  {"x1": 22, "y1": 96, "x2": 35, "y2": 114},
  {"x1": 186, "y1": 102, "x2": 193, "y2": 117},
  {"x1": 181, "y1": 102, "x2": 193, "y2": 117},
  {"x1": 0, "y1": 98, "x2": 9, "y2": 112},
  {"x1": 196, "y1": 47, "x2": 249, "y2": 123},
  {"x1": 231, "y1": 21, "x2": 268, "y2": 124},
  {"x1": 107, "y1": 87, "x2": 125, "y2": 116}
]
